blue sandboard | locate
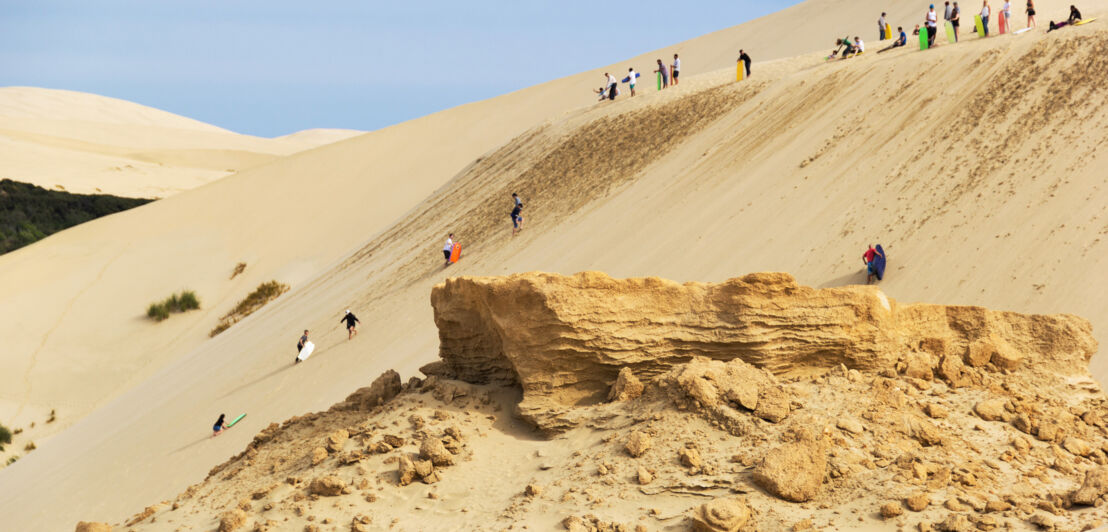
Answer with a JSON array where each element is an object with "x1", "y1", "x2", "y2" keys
[
  {"x1": 873, "y1": 245, "x2": 887, "y2": 280},
  {"x1": 621, "y1": 73, "x2": 641, "y2": 83}
]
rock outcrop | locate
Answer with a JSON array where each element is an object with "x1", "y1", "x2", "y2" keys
[{"x1": 428, "y1": 272, "x2": 1095, "y2": 432}]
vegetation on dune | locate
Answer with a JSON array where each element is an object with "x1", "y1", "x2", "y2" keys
[
  {"x1": 146, "y1": 290, "x2": 201, "y2": 322},
  {"x1": 231, "y1": 262, "x2": 247, "y2": 279},
  {"x1": 0, "y1": 178, "x2": 152, "y2": 255},
  {"x1": 210, "y1": 281, "x2": 290, "y2": 337},
  {"x1": 0, "y1": 423, "x2": 10, "y2": 451}
]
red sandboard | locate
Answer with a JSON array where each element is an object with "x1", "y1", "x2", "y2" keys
[{"x1": 449, "y1": 244, "x2": 461, "y2": 263}]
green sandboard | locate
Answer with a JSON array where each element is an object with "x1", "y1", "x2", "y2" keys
[
  {"x1": 975, "y1": 14, "x2": 986, "y2": 37},
  {"x1": 227, "y1": 413, "x2": 247, "y2": 427},
  {"x1": 919, "y1": 27, "x2": 930, "y2": 50},
  {"x1": 946, "y1": 21, "x2": 957, "y2": 43}
]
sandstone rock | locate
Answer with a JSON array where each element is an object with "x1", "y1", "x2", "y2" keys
[
  {"x1": 413, "y1": 459, "x2": 434, "y2": 481},
  {"x1": 524, "y1": 484, "x2": 542, "y2": 497},
  {"x1": 333, "y1": 370, "x2": 402, "y2": 411},
  {"x1": 754, "y1": 385, "x2": 791, "y2": 423},
  {"x1": 310, "y1": 447, "x2": 328, "y2": 466},
  {"x1": 679, "y1": 447, "x2": 703, "y2": 469},
  {"x1": 1071, "y1": 466, "x2": 1108, "y2": 505},
  {"x1": 1027, "y1": 512, "x2": 1055, "y2": 530},
  {"x1": 924, "y1": 403, "x2": 949, "y2": 419},
  {"x1": 326, "y1": 429, "x2": 349, "y2": 453},
  {"x1": 608, "y1": 367, "x2": 644, "y2": 402},
  {"x1": 903, "y1": 351, "x2": 935, "y2": 380},
  {"x1": 691, "y1": 497, "x2": 751, "y2": 532},
  {"x1": 625, "y1": 431, "x2": 652, "y2": 458},
  {"x1": 1062, "y1": 436, "x2": 1093, "y2": 457},
  {"x1": 906, "y1": 415, "x2": 943, "y2": 446},
  {"x1": 74, "y1": 523, "x2": 112, "y2": 532},
  {"x1": 985, "y1": 499, "x2": 1011, "y2": 512},
  {"x1": 937, "y1": 514, "x2": 973, "y2": 532},
  {"x1": 836, "y1": 416, "x2": 864, "y2": 435},
  {"x1": 308, "y1": 476, "x2": 345, "y2": 496},
  {"x1": 217, "y1": 509, "x2": 247, "y2": 532},
  {"x1": 428, "y1": 273, "x2": 1096, "y2": 432},
  {"x1": 905, "y1": 492, "x2": 931, "y2": 511},
  {"x1": 880, "y1": 501, "x2": 904, "y2": 519},
  {"x1": 974, "y1": 399, "x2": 1007, "y2": 422},
  {"x1": 752, "y1": 437, "x2": 826, "y2": 502},
  {"x1": 397, "y1": 455, "x2": 418, "y2": 486},
  {"x1": 382, "y1": 435, "x2": 405, "y2": 448},
  {"x1": 966, "y1": 338, "x2": 999, "y2": 367},
  {"x1": 637, "y1": 466, "x2": 654, "y2": 485},
  {"x1": 419, "y1": 438, "x2": 454, "y2": 467}
]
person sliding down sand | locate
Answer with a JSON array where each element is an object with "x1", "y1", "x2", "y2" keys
[
  {"x1": 212, "y1": 414, "x2": 228, "y2": 437},
  {"x1": 829, "y1": 37, "x2": 855, "y2": 59},
  {"x1": 878, "y1": 27, "x2": 908, "y2": 52},
  {"x1": 340, "y1": 310, "x2": 359, "y2": 339}
]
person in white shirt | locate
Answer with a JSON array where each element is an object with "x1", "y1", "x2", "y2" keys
[
  {"x1": 671, "y1": 54, "x2": 681, "y2": 86},
  {"x1": 604, "y1": 72, "x2": 618, "y2": 100},
  {"x1": 443, "y1": 233, "x2": 456, "y2": 266},
  {"x1": 1001, "y1": 1, "x2": 1011, "y2": 31},
  {"x1": 626, "y1": 67, "x2": 638, "y2": 96},
  {"x1": 981, "y1": 1, "x2": 991, "y2": 35},
  {"x1": 854, "y1": 36, "x2": 865, "y2": 55},
  {"x1": 879, "y1": 12, "x2": 888, "y2": 39},
  {"x1": 925, "y1": 4, "x2": 939, "y2": 45}
]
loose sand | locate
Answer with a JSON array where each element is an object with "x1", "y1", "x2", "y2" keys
[{"x1": 1, "y1": 0, "x2": 1107, "y2": 528}]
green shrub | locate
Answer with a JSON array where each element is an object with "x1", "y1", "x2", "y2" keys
[
  {"x1": 0, "y1": 423, "x2": 11, "y2": 451},
  {"x1": 146, "y1": 290, "x2": 200, "y2": 322},
  {"x1": 210, "y1": 281, "x2": 289, "y2": 337}
]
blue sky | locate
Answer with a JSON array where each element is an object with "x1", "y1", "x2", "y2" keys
[{"x1": 0, "y1": 1, "x2": 796, "y2": 137}]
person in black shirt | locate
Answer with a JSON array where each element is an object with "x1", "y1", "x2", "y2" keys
[
  {"x1": 340, "y1": 310, "x2": 360, "y2": 339},
  {"x1": 738, "y1": 50, "x2": 752, "y2": 78}
]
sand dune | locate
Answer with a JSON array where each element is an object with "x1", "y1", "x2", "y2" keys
[
  {"x1": 1, "y1": 0, "x2": 1108, "y2": 528},
  {"x1": 0, "y1": 87, "x2": 362, "y2": 197}
]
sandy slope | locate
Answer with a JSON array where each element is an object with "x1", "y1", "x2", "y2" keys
[
  {"x1": 2, "y1": 0, "x2": 1108, "y2": 528},
  {"x1": 0, "y1": 87, "x2": 361, "y2": 197}
]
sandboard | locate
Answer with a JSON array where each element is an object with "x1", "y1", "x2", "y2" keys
[
  {"x1": 999, "y1": 12, "x2": 1007, "y2": 33},
  {"x1": 227, "y1": 414, "x2": 247, "y2": 428},
  {"x1": 296, "y1": 340, "x2": 315, "y2": 362},
  {"x1": 621, "y1": 72, "x2": 640, "y2": 83},
  {"x1": 737, "y1": 61, "x2": 745, "y2": 81},
  {"x1": 1074, "y1": 18, "x2": 1097, "y2": 26},
  {"x1": 946, "y1": 21, "x2": 957, "y2": 42},
  {"x1": 873, "y1": 245, "x2": 887, "y2": 281},
  {"x1": 886, "y1": 23, "x2": 892, "y2": 40},
  {"x1": 1013, "y1": 27, "x2": 1032, "y2": 34},
  {"x1": 919, "y1": 28, "x2": 931, "y2": 50},
  {"x1": 975, "y1": 14, "x2": 986, "y2": 37},
  {"x1": 449, "y1": 244, "x2": 461, "y2": 264}
]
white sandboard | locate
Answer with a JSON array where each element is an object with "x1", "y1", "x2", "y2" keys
[
  {"x1": 1013, "y1": 27, "x2": 1033, "y2": 34},
  {"x1": 296, "y1": 341, "x2": 315, "y2": 362}
]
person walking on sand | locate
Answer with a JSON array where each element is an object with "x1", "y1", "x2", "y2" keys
[
  {"x1": 671, "y1": 54, "x2": 681, "y2": 86},
  {"x1": 511, "y1": 202, "x2": 524, "y2": 236},
  {"x1": 654, "y1": 59, "x2": 669, "y2": 89},
  {"x1": 738, "y1": 50, "x2": 752, "y2": 78},
  {"x1": 863, "y1": 244, "x2": 884, "y2": 283},
  {"x1": 340, "y1": 310, "x2": 359, "y2": 339},
  {"x1": 981, "y1": 1, "x2": 991, "y2": 35},
  {"x1": 1002, "y1": 1, "x2": 1011, "y2": 30},
  {"x1": 443, "y1": 233, "x2": 456, "y2": 266},
  {"x1": 625, "y1": 67, "x2": 638, "y2": 96},
  {"x1": 297, "y1": 329, "x2": 309, "y2": 352},
  {"x1": 512, "y1": 192, "x2": 522, "y2": 209},
  {"x1": 212, "y1": 414, "x2": 228, "y2": 437},
  {"x1": 1026, "y1": 0, "x2": 1036, "y2": 28},
  {"x1": 879, "y1": 12, "x2": 889, "y2": 40}
]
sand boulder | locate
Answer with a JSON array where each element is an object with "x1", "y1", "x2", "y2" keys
[
  {"x1": 419, "y1": 437, "x2": 454, "y2": 467},
  {"x1": 74, "y1": 523, "x2": 112, "y2": 532},
  {"x1": 608, "y1": 367, "x2": 644, "y2": 401},
  {"x1": 308, "y1": 476, "x2": 346, "y2": 496},
  {"x1": 217, "y1": 509, "x2": 247, "y2": 532},
  {"x1": 625, "y1": 431, "x2": 652, "y2": 458},
  {"x1": 1071, "y1": 466, "x2": 1108, "y2": 505}
]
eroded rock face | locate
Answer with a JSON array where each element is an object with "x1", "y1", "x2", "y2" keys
[{"x1": 428, "y1": 272, "x2": 1096, "y2": 433}]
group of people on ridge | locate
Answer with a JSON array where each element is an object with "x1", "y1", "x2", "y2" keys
[
  {"x1": 600, "y1": 54, "x2": 682, "y2": 101},
  {"x1": 862, "y1": 2, "x2": 1083, "y2": 53}
]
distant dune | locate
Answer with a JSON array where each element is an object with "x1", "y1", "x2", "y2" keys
[
  {"x1": 0, "y1": 87, "x2": 362, "y2": 197},
  {"x1": 1, "y1": 0, "x2": 1107, "y2": 529}
]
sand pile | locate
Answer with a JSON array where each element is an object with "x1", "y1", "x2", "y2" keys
[{"x1": 117, "y1": 273, "x2": 1108, "y2": 531}]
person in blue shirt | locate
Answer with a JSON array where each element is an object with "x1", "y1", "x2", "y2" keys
[{"x1": 878, "y1": 27, "x2": 909, "y2": 53}]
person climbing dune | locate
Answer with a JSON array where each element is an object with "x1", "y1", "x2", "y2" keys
[
  {"x1": 511, "y1": 202, "x2": 524, "y2": 236},
  {"x1": 443, "y1": 233, "x2": 457, "y2": 267},
  {"x1": 340, "y1": 310, "x2": 359, "y2": 339},
  {"x1": 212, "y1": 414, "x2": 227, "y2": 437}
]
